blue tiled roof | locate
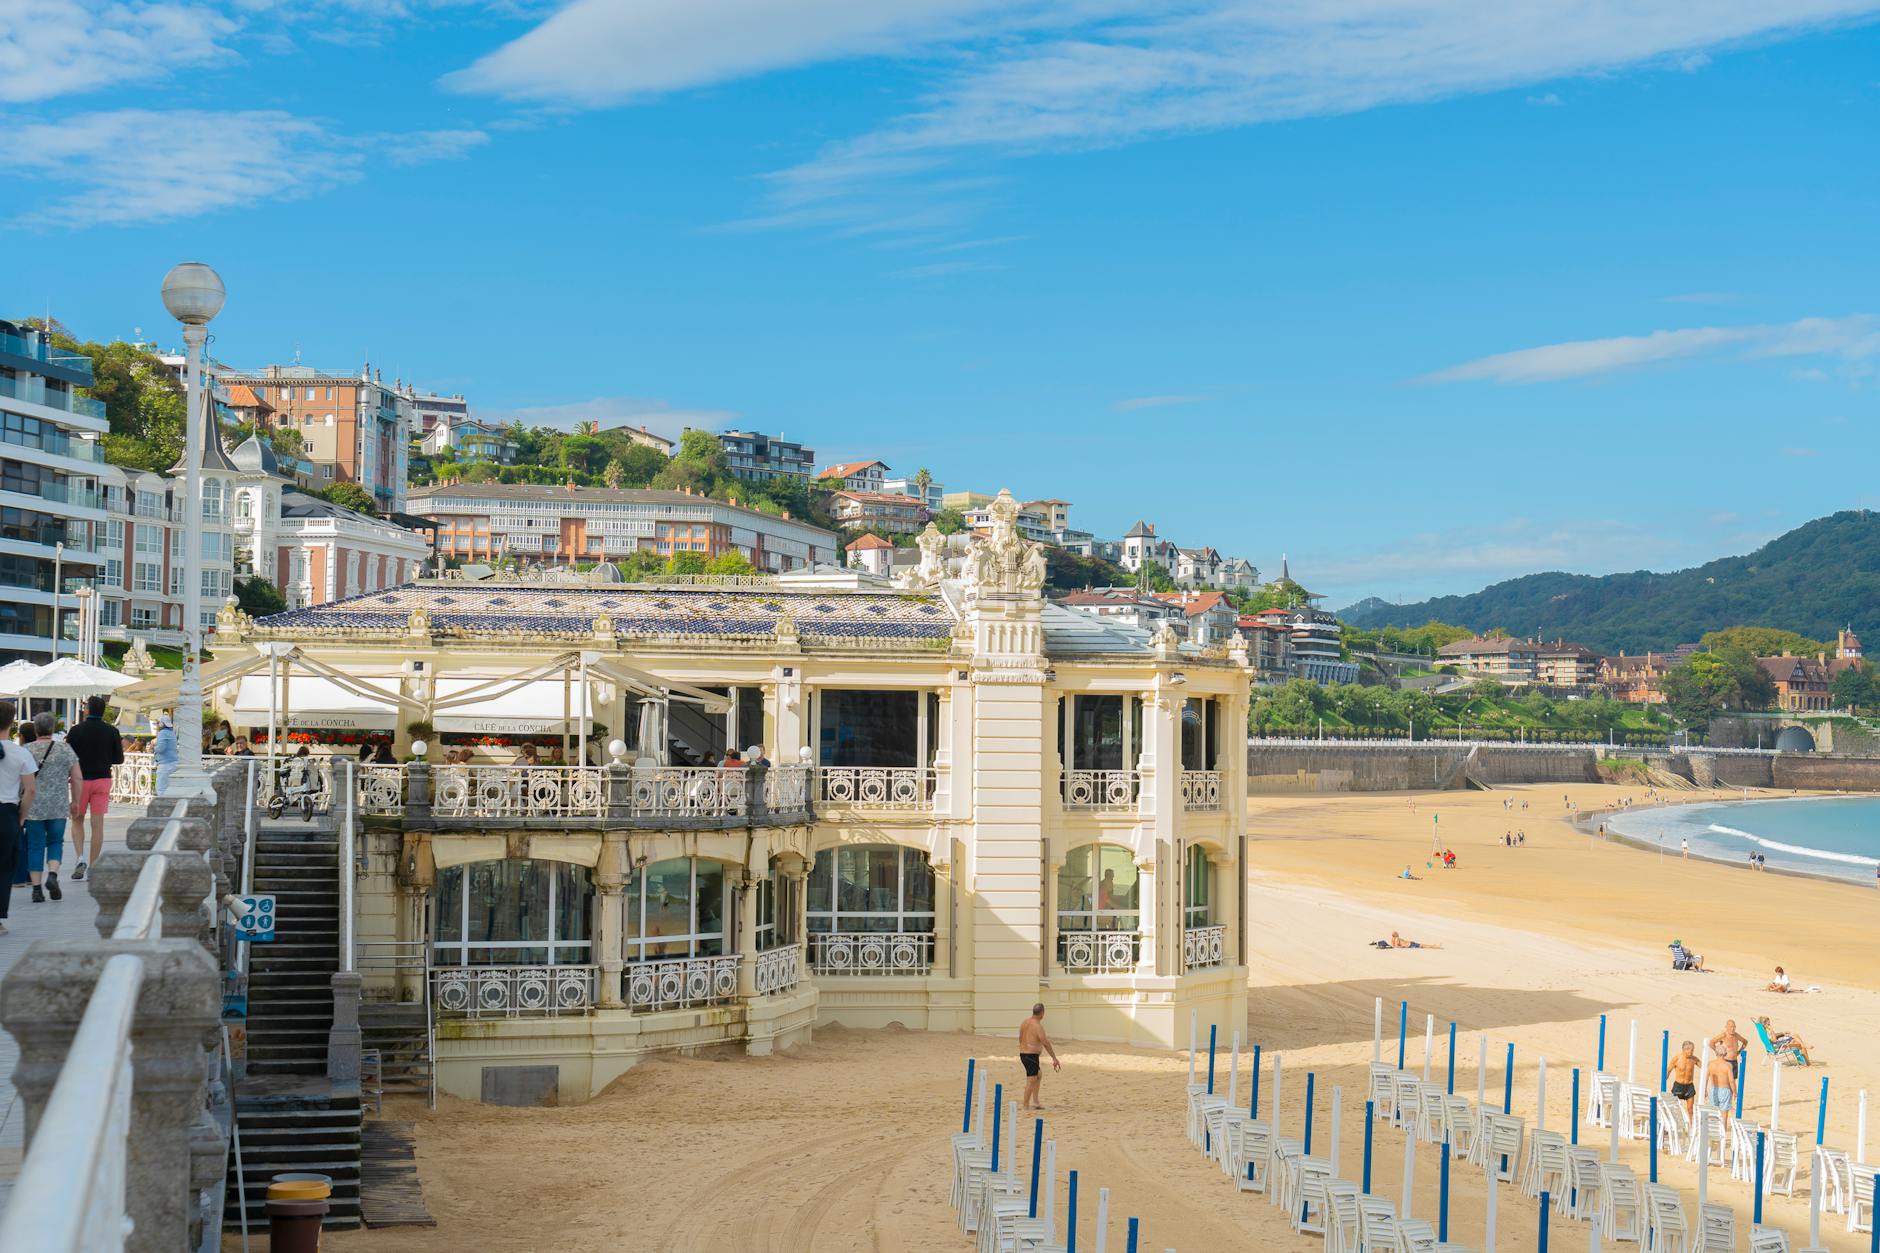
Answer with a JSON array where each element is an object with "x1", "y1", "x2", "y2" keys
[{"x1": 256, "y1": 583, "x2": 954, "y2": 641}]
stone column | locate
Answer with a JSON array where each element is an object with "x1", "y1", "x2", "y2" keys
[
  {"x1": 405, "y1": 760, "x2": 433, "y2": 825},
  {"x1": 2, "y1": 938, "x2": 220, "y2": 1253},
  {"x1": 594, "y1": 837, "x2": 626, "y2": 1009},
  {"x1": 734, "y1": 871, "x2": 763, "y2": 998},
  {"x1": 1137, "y1": 687, "x2": 1180, "y2": 977},
  {"x1": 327, "y1": 971, "x2": 362, "y2": 1084},
  {"x1": 930, "y1": 685, "x2": 955, "y2": 816},
  {"x1": 1208, "y1": 849, "x2": 1235, "y2": 969},
  {"x1": 781, "y1": 861, "x2": 808, "y2": 950},
  {"x1": 1135, "y1": 851, "x2": 1159, "y2": 976},
  {"x1": 606, "y1": 759, "x2": 635, "y2": 822}
]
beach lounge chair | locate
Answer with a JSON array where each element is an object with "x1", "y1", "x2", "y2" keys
[
  {"x1": 1418, "y1": 1086, "x2": 1447, "y2": 1144},
  {"x1": 1748, "y1": 1225, "x2": 1791, "y2": 1253},
  {"x1": 1599, "y1": 1164, "x2": 1644, "y2": 1244},
  {"x1": 1393, "y1": 1073, "x2": 1424, "y2": 1129},
  {"x1": 1688, "y1": 1105, "x2": 1729, "y2": 1165},
  {"x1": 1731, "y1": 1119, "x2": 1764, "y2": 1184},
  {"x1": 1470, "y1": 1112, "x2": 1526, "y2": 1184},
  {"x1": 1272, "y1": 1138, "x2": 1305, "y2": 1212},
  {"x1": 1656, "y1": 1093, "x2": 1690, "y2": 1157},
  {"x1": 1442, "y1": 1096, "x2": 1479, "y2": 1159},
  {"x1": 1370, "y1": 1063, "x2": 1401, "y2": 1122},
  {"x1": 1522, "y1": 1133, "x2": 1571, "y2": 1205},
  {"x1": 1670, "y1": 942, "x2": 1704, "y2": 972},
  {"x1": 1589, "y1": 1073, "x2": 1621, "y2": 1129},
  {"x1": 1814, "y1": 1146, "x2": 1852, "y2": 1214},
  {"x1": 1643, "y1": 1182, "x2": 1690, "y2": 1253},
  {"x1": 1765, "y1": 1129, "x2": 1801, "y2": 1197},
  {"x1": 1228, "y1": 1120, "x2": 1276, "y2": 1193},
  {"x1": 1324, "y1": 1180, "x2": 1362, "y2": 1253},
  {"x1": 1294, "y1": 1160, "x2": 1336, "y2": 1237},
  {"x1": 1753, "y1": 1019, "x2": 1807, "y2": 1067},
  {"x1": 1618, "y1": 1083, "x2": 1655, "y2": 1141},
  {"x1": 1847, "y1": 1164, "x2": 1876, "y2": 1234},
  {"x1": 1394, "y1": 1218, "x2": 1439, "y2": 1252},
  {"x1": 1694, "y1": 1201, "x2": 1734, "y2": 1253},
  {"x1": 1567, "y1": 1147, "x2": 1606, "y2": 1221},
  {"x1": 1357, "y1": 1194, "x2": 1398, "y2": 1253}
]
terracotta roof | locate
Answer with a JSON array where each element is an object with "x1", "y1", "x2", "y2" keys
[
  {"x1": 1436, "y1": 636, "x2": 1534, "y2": 656},
  {"x1": 817, "y1": 459, "x2": 889, "y2": 481},
  {"x1": 1152, "y1": 590, "x2": 1230, "y2": 617},
  {"x1": 831, "y1": 490, "x2": 926, "y2": 507},
  {"x1": 845, "y1": 533, "x2": 895, "y2": 551},
  {"x1": 1123, "y1": 520, "x2": 1156, "y2": 539}
]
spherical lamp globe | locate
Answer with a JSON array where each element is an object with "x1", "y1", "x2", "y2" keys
[{"x1": 160, "y1": 262, "x2": 226, "y2": 326}]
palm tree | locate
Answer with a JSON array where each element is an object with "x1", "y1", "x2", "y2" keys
[{"x1": 576, "y1": 419, "x2": 599, "y2": 436}]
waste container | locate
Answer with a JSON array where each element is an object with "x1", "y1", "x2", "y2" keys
[{"x1": 266, "y1": 1172, "x2": 331, "y2": 1253}]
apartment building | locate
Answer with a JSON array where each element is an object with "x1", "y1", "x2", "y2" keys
[
  {"x1": 0, "y1": 318, "x2": 106, "y2": 661},
  {"x1": 882, "y1": 475, "x2": 946, "y2": 511},
  {"x1": 217, "y1": 363, "x2": 412, "y2": 512},
  {"x1": 418, "y1": 418, "x2": 518, "y2": 465},
  {"x1": 1058, "y1": 588, "x2": 1184, "y2": 634},
  {"x1": 716, "y1": 430, "x2": 813, "y2": 483},
  {"x1": 1761, "y1": 655, "x2": 1832, "y2": 712},
  {"x1": 828, "y1": 490, "x2": 928, "y2": 536},
  {"x1": 411, "y1": 391, "x2": 471, "y2": 436},
  {"x1": 964, "y1": 500, "x2": 1052, "y2": 544},
  {"x1": 604, "y1": 424, "x2": 676, "y2": 455},
  {"x1": 1534, "y1": 640, "x2": 1602, "y2": 690},
  {"x1": 816, "y1": 460, "x2": 890, "y2": 493},
  {"x1": 409, "y1": 482, "x2": 840, "y2": 572},
  {"x1": 1152, "y1": 591, "x2": 1240, "y2": 646}
]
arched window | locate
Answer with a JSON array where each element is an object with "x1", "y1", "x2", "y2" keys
[
  {"x1": 624, "y1": 857, "x2": 728, "y2": 961},
  {"x1": 808, "y1": 846, "x2": 934, "y2": 934},
  {"x1": 1057, "y1": 843, "x2": 1140, "y2": 934},
  {"x1": 1184, "y1": 845, "x2": 1212, "y2": 929},
  {"x1": 433, "y1": 859, "x2": 592, "y2": 966}
]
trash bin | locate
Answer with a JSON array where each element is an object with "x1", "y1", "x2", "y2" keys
[{"x1": 266, "y1": 1172, "x2": 331, "y2": 1253}]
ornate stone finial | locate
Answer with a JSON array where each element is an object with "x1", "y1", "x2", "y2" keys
[
  {"x1": 592, "y1": 610, "x2": 614, "y2": 641},
  {"x1": 407, "y1": 606, "x2": 431, "y2": 637},
  {"x1": 964, "y1": 488, "x2": 1047, "y2": 600},
  {"x1": 123, "y1": 636, "x2": 154, "y2": 677},
  {"x1": 773, "y1": 609, "x2": 798, "y2": 642},
  {"x1": 216, "y1": 595, "x2": 246, "y2": 630},
  {"x1": 912, "y1": 522, "x2": 948, "y2": 585},
  {"x1": 1151, "y1": 620, "x2": 1181, "y2": 655}
]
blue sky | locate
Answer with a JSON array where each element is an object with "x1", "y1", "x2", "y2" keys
[{"x1": 6, "y1": 2, "x2": 1879, "y2": 607}]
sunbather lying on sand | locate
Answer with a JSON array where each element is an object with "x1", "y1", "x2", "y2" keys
[{"x1": 1369, "y1": 930, "x2": 1442, "y2": 950}]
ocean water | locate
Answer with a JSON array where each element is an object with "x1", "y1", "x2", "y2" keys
[{"x1": 1606, "y1": 796, "x2": 1880, "y2": 884}]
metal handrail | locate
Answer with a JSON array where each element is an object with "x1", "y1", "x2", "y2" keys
[{"x1": 0, "y1": 954, "x2": 142, "y2": 1252}]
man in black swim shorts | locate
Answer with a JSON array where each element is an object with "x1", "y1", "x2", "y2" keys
[
  {"x1": 1666, "y1": 1039, "x2": 1700, "y2": 1119},
  {"x1": 1019, "y1": 1002, "x2": 1060, "y2": 1110}
]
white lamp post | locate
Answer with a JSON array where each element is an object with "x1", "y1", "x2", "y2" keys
[{"x1": 160, "y1": 261, "x2": 225, "y2": 798}]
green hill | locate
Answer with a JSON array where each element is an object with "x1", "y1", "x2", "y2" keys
[{"x1": 1339, "y1": 510, "x2": 1880, "y2": 653}]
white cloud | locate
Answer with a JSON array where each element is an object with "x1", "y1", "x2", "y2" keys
[
  {"x1": 0, "y1": 109, "x2": 488, "y2": 227},
  {"x1": 480, "y1": 396, "x2": 736, "y2": 438},
  {"x1": 1113, "y1": 393, "x2": 1208, "y2": 411},
  {"x1": 1419, "y1": 314, "x2": 1880, "y2": 384},
  {"x1": 1526, "y1": 92, "x2": 1563, "y2": 105},
  {"x1": 0, "y1": 0, "x2": 235, "y2": 103}
]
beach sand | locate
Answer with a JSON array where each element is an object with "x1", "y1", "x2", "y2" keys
[{"x1": 315, "y1": 782, "x2": 1880, "y2": 1252}]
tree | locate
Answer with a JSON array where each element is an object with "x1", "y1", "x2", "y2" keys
[
  {"x1": 1831, "y1": 663, "x2": 1876, "y2": 712},
  {"x1": 321, "y1": 481, "x2": 377, "y2": 515},
  {"x1": 1699, "y1": 626, "x2": 1828, "y2": 658},
  {"x1": 1470, "y1": 678, "x2": 1507, "y2": 700},
  {"x1": 603, "y1": 458, "x2": 626, "y2": 489},
  {"x1": 576, "y1": 419, "x2": 599, "y2": 436},
  {"x1": 930, "y1": 507, "x2": 967, "y2": 535},
  {"x1": 705, "y1": 550, "x2": 756, "y2": 576},
  {"x1": 665, "y1": 552, "x2": 708, "y2": 576},
  {"x1": 269, "y1": 426, "x2": 305, "y2": 459},
  {"x1": 235, "y1": 577, "x2": 287, "y2": 618},
  {"x1": 1662, "y1": 644, "x2": 1774, "y2": 730},
  {"x1": 913, "y1": 467, "x2": 933, "y2": 496}
]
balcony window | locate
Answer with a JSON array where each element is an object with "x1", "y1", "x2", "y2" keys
[
  {"x1": 808, "y1": 846, "x2": 935, "y2": 935},
  {"x1": 1184, "y1": 845, "x2": 1213, "y2": 929},
  {"x1": 1181, "y1": 698, "x2": 1219, "y2": 770},
  {"x1": 1057, "y1": 843, "x2": 1139, "y2": 933},
  {"x1": 433, "y1": 859, "x2": 592, "y2": 967},
  {"x1": 816, "y1": 689, "x2": 932, "y2": 767},
  {"x1": 624, "y1": 857, "x2": 727, "y2": 960}
]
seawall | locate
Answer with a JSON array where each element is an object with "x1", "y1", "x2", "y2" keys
[{"x1": 1246, "y1": 743, "x2": 1880, "y2": 794}]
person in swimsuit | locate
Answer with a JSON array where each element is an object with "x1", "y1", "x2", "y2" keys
[
  {"x1": 1704, "y1": 1051, "x2": 1737, "y2": 1120},
  {"x1": 1709, "y1": 1019, "x2": 1746, "y2": 1066},
  {"x1": 1666, "y1": 1040, "x2": 1700, "y2": 1119},
  {"x1": 1389, "y1": 930, "x2": 1442, "y2": 950},
  {"x1": 1018, "y1": 1003, "x2": 1060, "y2": 1111}
]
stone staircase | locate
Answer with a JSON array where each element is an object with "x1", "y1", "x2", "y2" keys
[
  {"x1": 361, "y1": 1002, "x2": 434, "y2": 1100},
  {"x1": 226, "y1": 819, "x2": 363, "y2": 1229}
]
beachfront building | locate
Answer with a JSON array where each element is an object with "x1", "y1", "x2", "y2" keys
[
  {"x1": 409, "y1": 482, "x2": 841, "y2": 572},
  {"x1": 179, "y1": 492, "x2": 1250, "y2": 1104}
]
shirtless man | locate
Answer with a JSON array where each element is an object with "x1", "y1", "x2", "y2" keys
[
  {"x1": 1018, "y1": 1003, "x2": 1061, "y2": 1111},
  {"x1": 1709, "y1": 1019, "x2": 1747, "y2": 1066},
  {"x1": 1665, "y1": 1040, "x2": 1700, "y2": 1119},
  {"x1": 1704, "y1": 1050, "x2": 1738, "y2": 1122}
]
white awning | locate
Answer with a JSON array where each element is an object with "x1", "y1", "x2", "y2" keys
[
  {"x1": 233, "y1": 675, "x2": 400, "y2": 732},
  {"x1": 432, "y1": 678, "x2": 593, "y2": 735}
]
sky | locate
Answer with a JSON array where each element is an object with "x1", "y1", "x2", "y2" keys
[{"x1": 5, "y1": 2, "x2": 1879, "y2": 608}]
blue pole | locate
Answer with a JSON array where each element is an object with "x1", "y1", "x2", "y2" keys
[
  {"x1": 1571, "y1": 1069, "x2": 1580, "y2": 1146},
  {"x1": 1649, "y1": 1097, "x2": 1659, "y2": 1183},
  {"x1": 1067, "y1": 1170, "x2": 1079, "y2": 1253},
  {"x1": 1819, "y1": 1076, "x2": 1831, "y2": 1146},
  {"x1": 1305, "y1": 1073, "x2": 1316, "y2": 1157},
  {"x1": 1754, "y1": 1131, "x2": 1766, "y2": 1224},
  {"x1": 1447, "y1": 1021, "x2": 1457, "y2": 1094},
  {"x1": 1597, "y1": 1014, "x2": 1607, "y2": 1071},
  {"x1": 1439, "y1": 1139, "x2": 1451, "y2": 1241},
  {"x1": 1251, "y1": 1044, "x2": 1262, "y2": 1119},
  {"x1": 991, "y1": 1085, "x2": 1003, "y2": 1172},
  {"x1": 1737, "y1": 1052, "x2": 1748, "y2": 1119},
  {"x1": 1029, "y1": 1118, "x2": 1043, "y2": 1217},
  {"x1": 1502, "y1": 1041, "x2": 1515, "y2": 1174},
  {"x1": 1127, "y1": 1216, "x2": 1140, "y2": 1253},
  {"x1": 1398, "y1": 1000, "x2": 1408, "y2": 1069},
  {"x1": 1363, "y1": 1101, "x2": 1375, "y2": 1193},
  {"x1": 1660, "y1": 1030, "x2": 1669, "y2": 1088},
  {"x1": 1206, "y1": 1023, "x2": 1218, "y2": 1094},
  {"x1": 963, "y1": 1058, "x2": 976, "y2": 1134},
  {"x1": 1539, "y1": 1192, "x2": 1551, "y2": 1252}
]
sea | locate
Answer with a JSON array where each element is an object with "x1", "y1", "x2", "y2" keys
[{"x1": 1606, "y1": 796, "x2": 1880, "y2": 885}]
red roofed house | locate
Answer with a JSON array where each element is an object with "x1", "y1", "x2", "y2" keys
[
  {"x1": 1760, "y1": 654, "x2": 1831, "y2": 712},
  {"x1": 1152, "y1": 590, "x2": 1239, "y2": 646},
  {"x1": 829, "y1": 490, "x2": 928, "y2": 535},
  {"x1": 844, "y1": 532, "x2": 898, "y2": 576},
  {"x1": 816, "y1": 459, "x2": 891, "y2": 493}
]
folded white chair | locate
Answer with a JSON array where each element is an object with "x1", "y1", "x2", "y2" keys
[
  {"x1": 1418, "y1": 1086, "x2": 1448, "y2": 1144},
  {"x1": 1600, "y1": 1163, "x2": 1644, "y2": 1244},
  {"x1": 1643, "y1": 1182, "x2": 1690, "y2": 1253},
  {"x1": 1394, "y1": 1218, "x2": 1439, "y2": 1252},
  {"x1": 1229, "y1": 1120, "x2": 1276, "y2": 1193},
  {"x1": 1689, "y1": 1105, "x2": 1729, "y2": 1165},
  {"x1": 1693, "y1": 1201, "x2": 1734, "y2": 1253},
  {"x1": 1731, "y1": 1119, "x2": 1764, "y2": 1184},
  {"x1": 1294, "y1": 1161, "x2": 1336, "y2": 1238},
  {"x1": 1847, "y1": 1163, "x2": 1876, "y2": 1234},
  {"x1": 1814, "y1": 1146, "x2": 1851, "y2": 1215},
  {"x1": 1369, "y1": 1063, "x2": 1401, "y2": 1122},
  {"x1": 1765, "y1": 1129, "x2": 1800, "y2": 1197},
  {"x1": 1747, "y1": 1224, "x2": 1791, "y2": 1253},
  {"x1": 1656, "y1": 1093, "x2": 1690, "y2": 1157},
  {"x1": 1469, "y1": 1112, "x2": 1526, "y2": 1184},
  {"x1": 1589, "y1": 1073, "x2": 1620, "y2": 1129},
  {"x1": 1357, "y1": 1194, "x2": 1398, "y2": 1253},
  {"x1": 1442, "y1": 1096, "x2": 1478, "y2": 1160},
  {"x1": 1393, "y1": 1073, "x2": 1424, "y2": 1130},
  {"x1": 1567, "y1": 1147, "x2": 1606, "y2": 1222},
  {"x1": 1324, "y1": 1181, "x2": 1362, "y2": 1253}
]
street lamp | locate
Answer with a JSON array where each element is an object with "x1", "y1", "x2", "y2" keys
[{"x1": 160, "y1": 262, "x2": 225, "y2": 798}]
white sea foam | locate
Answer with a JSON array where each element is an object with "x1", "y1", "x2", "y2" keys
[{"x1": 1706, "y1": 824, "x2": 1880, "y2": 868}]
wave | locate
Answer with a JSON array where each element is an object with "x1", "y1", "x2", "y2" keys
[{"x1": 1706, "y1": 824, "x2": 1880, "y2": 868}]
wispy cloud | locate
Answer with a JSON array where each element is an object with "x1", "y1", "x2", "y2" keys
[
  {"x1": 481, "y1": 395, "x2": 736, "y2": 437},
  {"x1": 1113, "y1": 393, "x2": 1208, "y2": 411},
  {"x1": 445, "y1": 0, "x2": 1880, "y2": 236},
  {"x1": 0, "y1": 109, "x2": 488, "y2": 227},
  {"x1": 1419, "y1": 314, "x2": 1880, "y2": 384},
  {"x1": 887, "y1": 259, "x2": 1005, "y2": 279},
  {"x1": 1526, "y1": 92, "x2": 1563, "y2": 106},
  {"x1": 0, "y1": 0, "x2": 236, "y2": 103}
]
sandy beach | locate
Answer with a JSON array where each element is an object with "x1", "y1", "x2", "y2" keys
[{"x1": 315, "y1": 782, "x2": 1880, "y2": 1252}]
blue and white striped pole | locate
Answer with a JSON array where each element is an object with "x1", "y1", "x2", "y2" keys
[{"x1": 1596, "y1": 1014, "x2": 1607, "y2": 1072}]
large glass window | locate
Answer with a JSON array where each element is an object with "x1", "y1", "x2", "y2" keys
[
  {"x1": 817, "y1": 689, "x2": 919, "y2": 767},
  {"x1": 1181, "y1": 698, "x2": 1218, "y2": 770},
  {"x1": 808, "y1": 845, "x2": 935, "y2": 934},
  {"x1": 1057, "y1": 844, "x2": 1141, "y2": 933},
  {"x1": 624, "y1": 857, "x2": 728, "y2": 960},
  {"x1": 432, "y1": 859, "x2": 593, "y2": 966},
  {"x1": 1060, "y1": 694, "x2": 1143, "y2": 771},
  {"x1": 1184, "y1": 845, "x2": 1212, "y2": 929}
]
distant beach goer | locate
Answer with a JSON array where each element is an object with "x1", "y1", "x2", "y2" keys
[
  {"x1": 1666, "y1": 1040, "x2": 1700, "y2": 1119},
  {"x1": 1389, "y1": 930, "x2": 1441, "y2": 950},
  {"x1": 1669, "y1": 940, "x2": 1706, "y2": 972},
  {"x1": 1399, "y1": 865, "x2": 1421, "y2": 881},
  {"x1": 1017, "y1": 1003, "x2": 1060, "y2": 1111},
  {"x1": 1766, "y1": 967, "x2": 1792, "y2": 993},
  {"x1": 1681, "y1": 838, "x2": 1689, "y2": 859}
]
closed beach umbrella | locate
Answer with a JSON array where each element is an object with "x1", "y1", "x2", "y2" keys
[{"x1": 637, "y1": 700, "x2": 662, "y2": 765}]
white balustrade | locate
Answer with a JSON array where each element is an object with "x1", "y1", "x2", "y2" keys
[
  {"x1": 1183, "y1": 924, "x2": 1227, "y2": 970},
  {"x1": 765, "y1": 763, "x2": 812, "y2": 813},
  {"x1": 1061, "y1": 769, "x2": 1140, "y2": 810},
  {"x1": 431, "y1": 965, "x2": 597, "y2": 1017},
  {"x1": 358, "y1": 763, "x2": 406, "y2": 814},
  {"x1": 630, "y1": 765, "x2": 750, "y2": 817},
  {"x1": 807, "y1": 931, "x2": 935, "y2": 975},
  {"x1": 256, "y1": 755, "x2": 336, "y2": 814},
  {"x1": 1180, "y1": 769, "x2": 1224, "y2": 811},
  {"x1": 753, "y1": 944, "x2": 804, "y2": 995},
  {"x1": 433, "y1": 765, "x2": 607, "y2": 819},
  {"x1": 1058, "y1": 930, "x2": 1141, "y2": 972},
  {"x1": 624, "y1": 954, "x2": 741, "y2": 1012},
  {"x1": 818, "y1": 766, "x2": 936, "y2": 810},
  {"x1": 109, "y1": 752, "x2": 155, "y2": 805}
]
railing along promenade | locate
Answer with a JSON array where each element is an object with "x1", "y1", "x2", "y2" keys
[
  {"x1": 1, "y1": 763, "x2": 243, "y2": 1253},
  {"x1": 1245, "y1": 736, "x2": 1785, "y2": 756}
]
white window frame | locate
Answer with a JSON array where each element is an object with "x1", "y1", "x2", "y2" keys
[
  {"x1": 623, "y1": 857, "x2": 729, "y2": 961},
  {"x1": 808, "y1": 846, "x2": 936, "y2": 935},
  {"x1": 432, "y1": 859, "x2": 592, "y2": 967}
]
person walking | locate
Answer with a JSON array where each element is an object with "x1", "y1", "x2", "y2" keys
[
  {"x1": 1665, "y1": 1039, "x2": 1700, "y2": 1120},
  {"x1": 22, "y1": 713, "x2": 79, "y2": 903},
  {"x1": 152, "y1": 714, "x2": 178, "y2": 797},
  {"x1": 0, "y1": 700, "x2": 40, "y2": 935},
  {"x1": 1018, "y1": 1002, "x2": 1061, "y2": 1111},
  {"x1": 63, "y1": 693, "x2": 123, "y2": 880}
]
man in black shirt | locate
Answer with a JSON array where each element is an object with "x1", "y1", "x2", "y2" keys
[{"x1": 63, "y1": 694, "x2": 123, "y2": 880}]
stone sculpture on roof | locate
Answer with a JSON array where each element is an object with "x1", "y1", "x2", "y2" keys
[{"x1": 965, "y1": 488, "x2": 1049, "y2": 599}]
